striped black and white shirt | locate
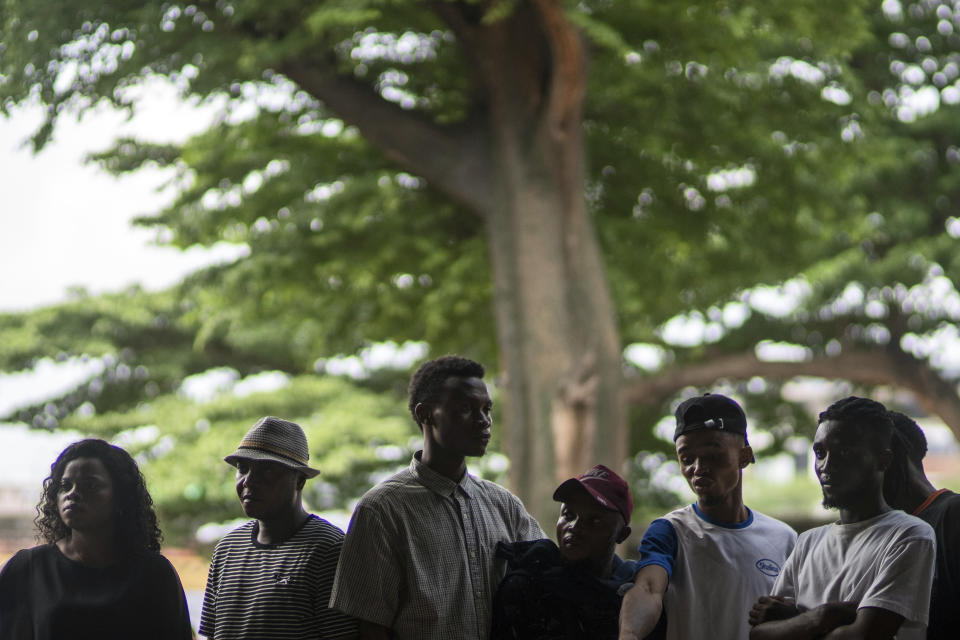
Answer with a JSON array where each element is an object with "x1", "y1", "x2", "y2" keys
[
  {"x1": 330, "y1": 452, "x2": 545, "y2": 640},
  {"x1": 199, "y1": 515, "x2": 357, "y2": 639}
]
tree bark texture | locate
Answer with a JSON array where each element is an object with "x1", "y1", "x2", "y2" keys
[{"x1": 476, "y1": 2, "x2": 626, "y2": 524}]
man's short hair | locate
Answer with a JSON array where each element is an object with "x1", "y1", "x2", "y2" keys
[
  {"x1": 888, "y1": 411, "x2": 928, "y2": 465},
  {"x1": 818, "y1": 396, "x2": 893, "y2": 452},
  {"x1": 407, "y1": 355, "x2": 485, "y2": 425}
]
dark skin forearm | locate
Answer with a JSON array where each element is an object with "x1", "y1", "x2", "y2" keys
[
  {"x1": 748, "y1": 595, "x2": 802, "y2": 627},
  {"x1": 750, "y1": 602, "x2": 907, "y2": 640},
  {"x1": 821, "y1": 607, "x2": 904, "y2": 640},
  {"x1": 619, "y1": 565, "x2": 668, "y2": 640},
  {"x1": 750, "y1": 603, "x2": 855, "y2": 640}
]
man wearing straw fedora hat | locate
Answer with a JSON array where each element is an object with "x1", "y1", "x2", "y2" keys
[{"x1": 199, "y1": 416, "x2": 358, "y2": 639}]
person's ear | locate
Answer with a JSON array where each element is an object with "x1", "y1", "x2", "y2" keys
[
  {"x1": 878, "y1": 448, "x2": 893, "y2": 473},
  {"x1": 296, "y1": 473, "x2": 307, "y2": 491},
  {"x1": 616, "y1": 524, "x2": 632, "y2": 544},
  {"x1": 414, "y1": 402, "x2": 431, "y2": 428},
  {"x1": 739, "y1": 446, "x2": 754, "y2": 468}
]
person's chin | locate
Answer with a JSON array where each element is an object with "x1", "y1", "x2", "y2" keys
[
  {"x1": 467, "y1": 443, "x2": 488, "y2": 457},
  {"x1": 820, "y1": 489, "x2": 852, "y2": 510},
  {"x1": 821, "y1": 495, "x2": 844, "y2": 510},
  {"x1": 696, "y1": 490, "x2": 725, "y2": 506},
  {"x1": 240, "y1": 501, "x2": 263, "y2": 519},
  {"x1": 559, "y1": 547, "x2": 587, "y2": 565}
]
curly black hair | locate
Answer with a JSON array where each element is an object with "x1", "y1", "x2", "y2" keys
[
  {"x1": 818, "y1": 396, "x2": 894, "y2": 453},
  {"x1": 407, "y1": 355, "x2": 485, "y2": 427},
  {"x1": 35, "y1": 438, "x2": 163, "y2": 553}
]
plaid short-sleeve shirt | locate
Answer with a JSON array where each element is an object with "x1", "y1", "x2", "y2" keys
[{"x1": 330, "y1": 452, "x2": 545, "y2": 640}]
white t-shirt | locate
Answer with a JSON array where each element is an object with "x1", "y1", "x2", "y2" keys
[
  {"x1": 772, "y1": 509, "x2": 936, "y2": 640},
  {"x1": 638, "y1": 504, "x2": 797, "y2": 640}
]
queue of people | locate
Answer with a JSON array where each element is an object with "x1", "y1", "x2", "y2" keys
[{"x1": 0, "y1": 354, "x2": 956, "y2": 640}]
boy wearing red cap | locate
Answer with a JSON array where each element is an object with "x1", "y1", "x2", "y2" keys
[{"x1": 490, "y1": 464, "x2": 636, "y2": 640}]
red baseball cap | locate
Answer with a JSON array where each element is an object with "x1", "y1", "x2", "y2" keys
[{"x1": 553, "y1": 464, "x2": 633, "y2": 523}]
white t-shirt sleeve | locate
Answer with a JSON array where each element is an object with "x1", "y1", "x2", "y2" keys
[
  {"x1": 859, "y1": 534, "x2": 935, "y2": 625},
  {"x1": 770, "y1": 536, "x2": 801, "y2": 602}
]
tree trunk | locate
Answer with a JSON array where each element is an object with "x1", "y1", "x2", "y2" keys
[
  {"x1": 287, "y1": 1, "x2": 628, "y2": 524},
  {"x1": 475, "y1": 2, "x2": 626, "y2": 525},
  {"x1": 484, "y1": 164, "x2": 626, "y2": 526}
]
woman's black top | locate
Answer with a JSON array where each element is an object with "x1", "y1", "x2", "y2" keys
[{"x1": 0, "y1": 544, "x2": 193, "y2": 640}]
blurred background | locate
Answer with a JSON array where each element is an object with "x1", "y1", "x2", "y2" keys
[{"x1": 4, "y1": 0, "x2": 960, "y2": 628}]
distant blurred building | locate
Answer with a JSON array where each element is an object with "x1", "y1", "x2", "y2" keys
[
  {"x1": 0, "y1": 483, "x2": 38, "y2": 553},
  {"x1": 0, "y1": 423, "x2": 79, "y2": 555},
  {"x1": 919, "y1": 417, "x2": 960, "y2": 485}
]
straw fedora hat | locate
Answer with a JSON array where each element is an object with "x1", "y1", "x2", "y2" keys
[{"x1": 224, "y1": 416, "x2": 320, "y2": 478}]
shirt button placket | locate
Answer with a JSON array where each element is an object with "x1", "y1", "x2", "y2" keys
[{"x1": 459, "y1": 494, "x2": 483, "y2": 637}]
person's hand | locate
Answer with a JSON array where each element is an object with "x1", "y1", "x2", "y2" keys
[{"x1": 749, "y1": 595, "x2": 799, "y2": 626}]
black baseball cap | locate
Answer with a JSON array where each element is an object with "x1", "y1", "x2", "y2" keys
[{"x1": 674, "y1": 394, "x2": 753, "y2": 460}]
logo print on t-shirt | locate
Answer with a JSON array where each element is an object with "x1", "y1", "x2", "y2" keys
[{"x1": 755, "y1": 558, "x2": 781, "y2": 577}]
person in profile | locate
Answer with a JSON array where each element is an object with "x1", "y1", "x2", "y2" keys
[
  {"x1": 330, "y1": 355, "x2": 544, "y2": 640},
  {"x1": 0, "y1": 438, "x2": 192, "y2": 640},
  {"x1": 490, "y1": 464, "x2": 636, "y2": 640},
  {"x1": 619, "y1": 393, "x2": 797, "y2": 640},
  {"x1": 749, "y1": 397, "x2": 936, "y2": 640},
  {"x1": 881, "y1": 410, "x2": 960, "y2": 640},
  {"x1": 199, "y1": 416, "x2": 357, "y2": 639}
]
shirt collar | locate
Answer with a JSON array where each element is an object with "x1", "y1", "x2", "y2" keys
[
  {"x1": 411, "y1": 451, "x2": 477, "y2": 498},
  {"x1": 692, "y1": 502, "x2": 754, "y2": 529},
  {"x1": 913, "y1": 488, "x2": 949, "y2": 516}
]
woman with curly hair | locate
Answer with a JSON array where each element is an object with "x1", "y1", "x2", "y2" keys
[{"x1": 0, "y1": 438, "x2": 193, "y2": 639}]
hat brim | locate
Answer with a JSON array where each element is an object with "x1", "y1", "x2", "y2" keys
[
  {"x1": 224, "y1": 449, "x2": 320, "y2": 478},
  {"x1": 553, "y1": 479, "x2": 618, "y2": 512}
]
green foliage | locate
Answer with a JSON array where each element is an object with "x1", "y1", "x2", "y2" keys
[
  {"x1": 0, "y1": 0, "x2": 906, "y2": 357},
  {"x1": 3, "y1": 0, "x2": 960, "y2": 533},
  {"x1": 60, "y1": 374, "x2": 419, "y2": 544}
]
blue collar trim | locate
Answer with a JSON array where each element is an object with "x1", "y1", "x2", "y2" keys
[{"x1": 692, "y1": 502, "x2": 754, "y2": 529}]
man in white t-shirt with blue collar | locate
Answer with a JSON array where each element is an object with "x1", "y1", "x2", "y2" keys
[{"x1": 619, "y1": 393, "x2": 797, "y2": 640}]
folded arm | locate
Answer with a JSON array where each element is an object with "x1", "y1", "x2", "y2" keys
[
  {"x1": 748, "y1": 595, "x2": 802, "y2": 627},
  {"x1": 750, "y1": 602, "x2": 903, "y2": 640}
]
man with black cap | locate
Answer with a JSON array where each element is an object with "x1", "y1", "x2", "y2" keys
[
  {"x1": 490, "y1": 464, "x2": 636, "y2": 639},
  {"x1": 199, "y1": 416, "x2": 357, "y2": 640},
  {"x1": 619, "y1": 393, "x2": 797, "y2": 640}
]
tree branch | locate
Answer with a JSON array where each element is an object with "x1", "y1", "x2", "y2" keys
[
  {"x1": 530, "y1": 0, "x2": 587, "y2": 138},
  {"x1": 279, "y1": 61, "x2": 494, "y2": 217},
  {"x1": 624, "y1": 349, "x2": 960, "y2": 439}
]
